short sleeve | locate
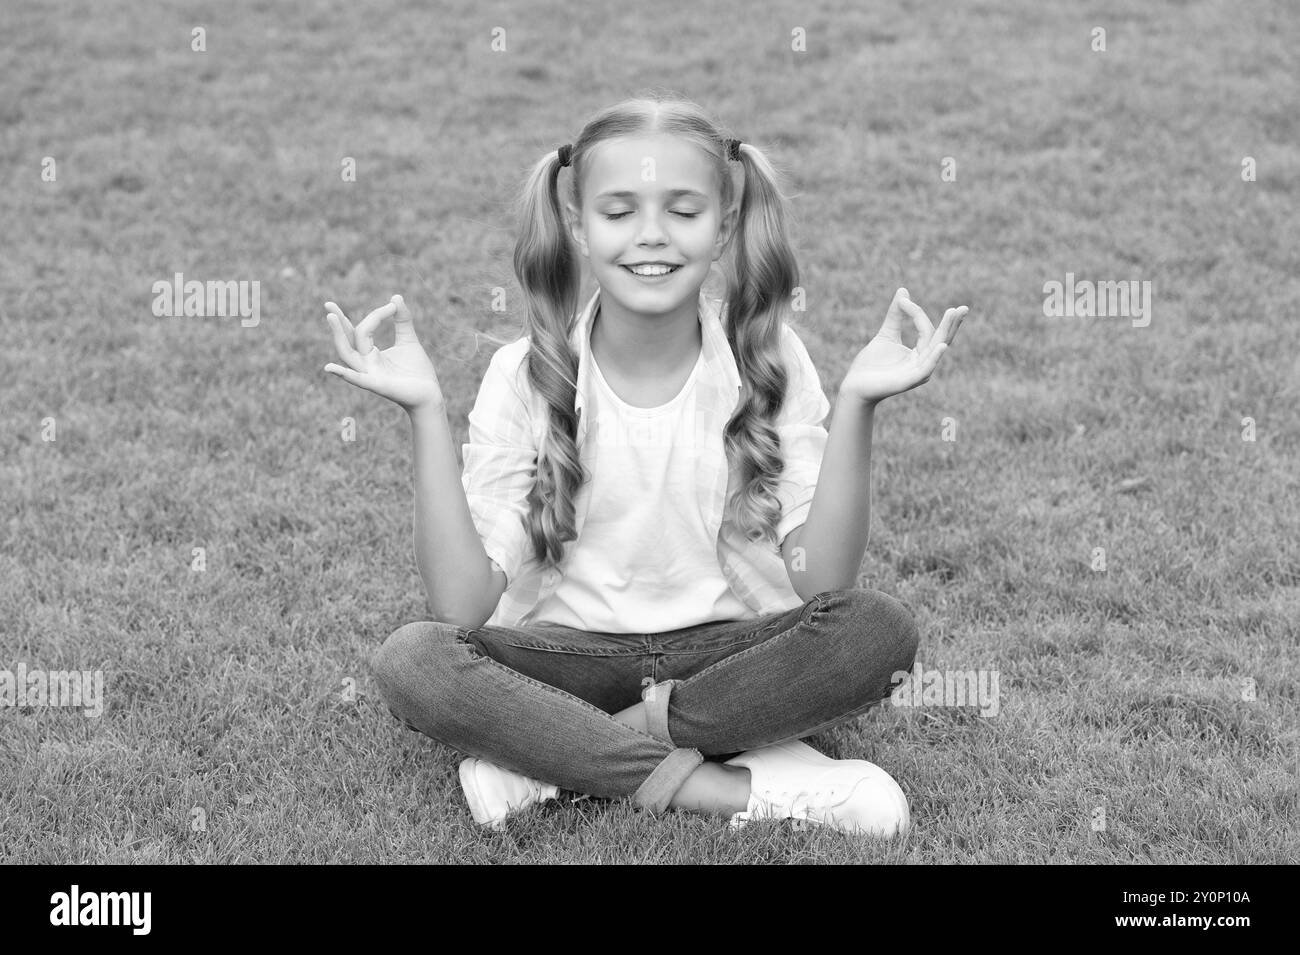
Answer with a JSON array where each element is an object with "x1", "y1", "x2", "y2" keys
[
  {"x1": 773, "y1": 324, "x2": 831, "y2": 546},
  {"x1": 460, "y1": 342, "x2": 537, "y2": 586}
]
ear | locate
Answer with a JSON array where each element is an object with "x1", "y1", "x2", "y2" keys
[
  {"x1": 712, "y1": 202, "x2": 739, "y2": 262},
  {"x1": 565, "y1": 200, "x2": 590, "y2": 258}
]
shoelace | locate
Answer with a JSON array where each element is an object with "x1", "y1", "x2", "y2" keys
[{"x1": 734, "y1": 786, "x2": 835, "y2": 826}]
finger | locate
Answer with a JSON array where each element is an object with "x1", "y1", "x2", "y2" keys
[
  {"x1": 918, "y1": 341, "x2": 948, "y2": 379},
  {"x1": 896, "y1": 293, "x2": 937, "y2": 346},
  {"x1": 390, "y1": 294, "x2": 419, "y2": 346},
  {"x1": 354, "y1": 302, "x2": 398, "y2": 355},
  {"x1": 886, "y1": 287, "x2": 910, "y2": 320},
  {"x1": 930, "y1": 309, "x2": 954, "y2": 346},
  {"x1": 931, "y1": 306, "x2": 965, "y2": 348},
  {"x1": 876, "y1": 287, "x2": 910, "y2": 341},
  {"x1": 325, "y1": 312, "x2": 366, "y2": 371},
  {"x1": 323, "y1": 362, "x2": 366, "y2": 388},
  {"x1": 324, "y1": 301, "x2": 357, "y2": 349},
  {"x1": 944, "y1": 306, "x2": 970, "y2": 346}
]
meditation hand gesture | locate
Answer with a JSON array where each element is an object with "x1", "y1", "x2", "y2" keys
[
  {"x1": 840, "y1": 288, "x2": 969, "y2": 405},
  {"x1": 323, "y1": 295, "x2": 444, "y2": 412}
]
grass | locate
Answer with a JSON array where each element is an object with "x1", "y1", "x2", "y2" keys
[{"x1": 1, "y1": 0, "x2": 1296, "y2": 863}]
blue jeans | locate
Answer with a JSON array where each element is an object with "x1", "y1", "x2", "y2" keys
[{"x1": 371, "y1": 588, "x2": 919, "y2": 814}]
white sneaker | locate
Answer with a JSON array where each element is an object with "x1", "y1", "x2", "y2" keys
[
  {"x1": 724, "y1": 738, "x2": 910, "y2": 838},
  {"x1": 457, "y1": 758, "x2": 560, "y2": 830}
]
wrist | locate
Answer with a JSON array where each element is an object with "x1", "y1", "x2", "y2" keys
[
  {"x1": 838, "y1": 387, "x2": 881, "y2": 412},
  {"x1": 406, "y1": 400, "x2": 447, "y2": 423}
]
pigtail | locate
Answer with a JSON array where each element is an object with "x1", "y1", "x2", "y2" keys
[
  {"x1": 719, "y1": 143, "x2": 802, "y2": 547},
  {"x1": 512, "y1": 149, "x2": 586, "y2": 568}
]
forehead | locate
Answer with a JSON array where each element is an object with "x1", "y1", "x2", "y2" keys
[{"x1": 584, "y1": 134, "x2": 718, "y2": 199}]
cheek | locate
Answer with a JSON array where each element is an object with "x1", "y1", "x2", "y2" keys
[
  {"x1": 684, "y1": 232, "x2": 719, "y2": 261},
  {"x1": 586, "y1": 229, "x2": 622, "y2": 260},
  {"x1": 691, "y1": 217, "x2": 725, "y2": 252}
]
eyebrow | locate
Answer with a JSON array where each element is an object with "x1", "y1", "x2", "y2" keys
[{"x1": 594, "y1": 189, "x2": 710, "y2": 200}]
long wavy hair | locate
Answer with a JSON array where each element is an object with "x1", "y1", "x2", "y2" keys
[{"x1": 511, "y1": 91, "x2": 801, "y2": 569}]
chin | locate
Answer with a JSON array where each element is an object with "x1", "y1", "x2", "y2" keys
[{"x1": 613, "y1": 285, "x2": 695, "y2": 309}]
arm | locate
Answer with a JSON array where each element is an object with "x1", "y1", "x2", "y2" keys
[
  {"x1": 408, "y1": 402, "x2": 506, "y2": 627},
  {"x1": 322, "y1": 294, "x2": 514, "y2": 628},
  {"x1": 780, "y1": 395, "x2": 877, "y2": 600},
  {"x1": 780, "y1": 289, "x2": 969, "y2": 598}
]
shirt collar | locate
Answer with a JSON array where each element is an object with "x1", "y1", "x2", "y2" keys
[{"x1": 569, "y1": 286, "x2": 742, "y2": 445}]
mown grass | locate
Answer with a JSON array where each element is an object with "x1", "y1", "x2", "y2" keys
[{"x1": 1, "y1": 0, "x2": 1296, "y2": 863}]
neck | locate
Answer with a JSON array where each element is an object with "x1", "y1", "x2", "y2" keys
[{"x1": 590, "y1": 293, "x2": 702, "y2": 379}]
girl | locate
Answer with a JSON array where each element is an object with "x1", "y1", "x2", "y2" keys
[{"x1": 323, "y1": 93, "x2": 968, "y2": 836}]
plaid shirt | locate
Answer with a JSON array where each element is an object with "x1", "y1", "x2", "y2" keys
[{"x1": 461, "y1": 287, "x2": 831, "y2": 630}]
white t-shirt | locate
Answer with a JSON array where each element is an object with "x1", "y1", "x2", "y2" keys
[{"x1": 529, "y1": 341, "x2": 752, "y2": 633}]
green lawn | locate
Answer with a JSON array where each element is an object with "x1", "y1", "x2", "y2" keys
[{"x1": 1, "y1": 0, "x2": 1296, "y2": 863}]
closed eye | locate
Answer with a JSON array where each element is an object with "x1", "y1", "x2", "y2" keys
[{"x1": 603, "y1": 212, "x2": 700, "y2": 220}]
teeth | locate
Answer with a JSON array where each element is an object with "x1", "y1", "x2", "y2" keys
[{"x1": 628, "y1": 265, "x2": 675, "y2": 276}]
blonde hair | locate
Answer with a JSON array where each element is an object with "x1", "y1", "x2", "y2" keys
[{"x1": 511, "y1": 91, "x2": 801, "y2": 568}]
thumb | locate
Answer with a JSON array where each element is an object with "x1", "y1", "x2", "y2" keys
[{"x1": 885, "y1": 286, "x2": 910, "y2": 318}]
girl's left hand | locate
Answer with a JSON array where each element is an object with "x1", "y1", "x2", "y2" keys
[{"x1": 840, "y1": 288, "x2": 969, "y2": 405}]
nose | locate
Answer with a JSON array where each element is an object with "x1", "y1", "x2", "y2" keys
[{"x1": 634, "y1": 208, "x2": 669, "y2": 247}]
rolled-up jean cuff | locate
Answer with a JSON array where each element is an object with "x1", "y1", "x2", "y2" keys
[
  {"x1": 640, "y1": 677, "x2": 680, "y2": 744},
  {"x1": 631, "y1": 747, "x2": 703, "y2": 813}
]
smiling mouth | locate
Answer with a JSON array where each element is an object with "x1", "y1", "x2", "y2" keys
[{"x1": 621, "y1": 264, "x2": 682, "y2": 276}]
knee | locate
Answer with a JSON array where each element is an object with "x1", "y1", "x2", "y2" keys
[
  {"x1": 881, "y1": 592, "x2": 921, "y2": 673},
  {"x1": 370, "y1": 620, "x2": 457, "y2": 703},
  {"x1": 830, "y1": 588, "x2": 920, "y2": 674}
]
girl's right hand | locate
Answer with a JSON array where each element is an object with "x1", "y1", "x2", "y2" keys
[{"x1": 323, "y1": 295, "x2": 444, "y2": 412}]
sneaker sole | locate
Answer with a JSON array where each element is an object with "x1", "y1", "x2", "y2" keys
[{"x1": 458, "y1": 759, "x2": 506, "y2": 829}]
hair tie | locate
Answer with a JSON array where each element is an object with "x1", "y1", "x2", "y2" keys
[{"x1": 557, "y1": 143, "x2": 573, "y2": 167}]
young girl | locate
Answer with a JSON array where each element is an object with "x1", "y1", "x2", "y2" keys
[{"x1": 323, "y1": 93, "x2": 968, "y2": 836}]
